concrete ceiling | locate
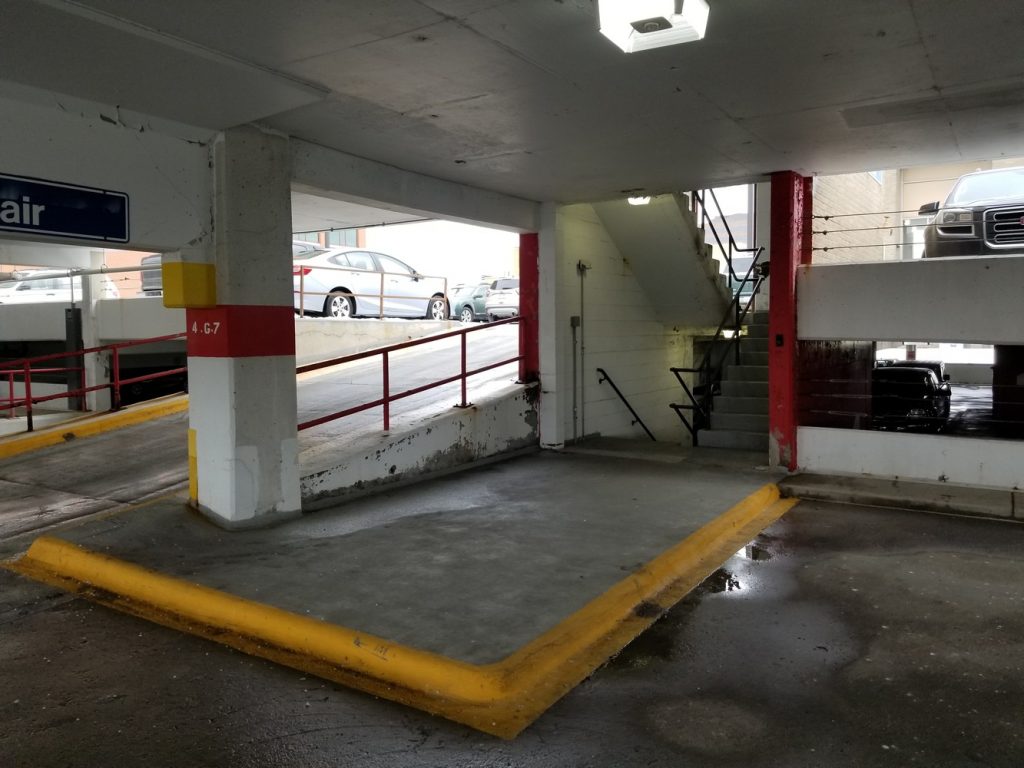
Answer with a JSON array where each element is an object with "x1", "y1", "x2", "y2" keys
[{"x1": 5, "y1": 0, "x2": 1024, "y2": 206}]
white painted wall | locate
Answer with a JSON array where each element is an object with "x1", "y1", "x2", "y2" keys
[
  {"x1": 0, "y1": 86, "x2": 212, "y2": 252},
  {"x1": 799, "y1": 427, "x2": 1024, "y2": 490},
  {"x1": 545, "y1": 204, "x2": 694, "y2": 444},
  {"x1": 798, "y1": 257, "x2": 1024, "y2": 344}
]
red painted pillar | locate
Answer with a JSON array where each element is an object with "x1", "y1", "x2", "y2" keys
[
  {"x1": 519, "y1": 232, "x2": 540, "y2": 384},
  {"x1": 768, "y1": 172, "x2": 813, "y2": 469}
]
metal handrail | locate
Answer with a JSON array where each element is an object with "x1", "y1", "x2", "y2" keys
[
  {"x1": 595, "y1": 367, "x2": 656, "y2": 441},
  {"x1": 691, "y1": 188, "x2": 761, "y2": 294},
  {"x1": 296, "y1": 316, "x2": 522, "y2": 432},
  {"x1": 1, "y1": 333, "x2": 187, "y2": 432},
  {"x1": 669, "y1": 248, "x2": 768, "y2": 445}
]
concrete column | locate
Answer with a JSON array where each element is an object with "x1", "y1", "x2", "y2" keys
[
  {"x1": 767, "y1": 172, "x2": 812, "y2": 469},
  {"x1": 537, "y1": 203, "x2": 564, "y2": 449},
  {"x1": 82, "y1": 249, "x2": 111, "y2": 412},
  {"x1": 186, "y1": 126, "x2": 300, "y2": 528}
]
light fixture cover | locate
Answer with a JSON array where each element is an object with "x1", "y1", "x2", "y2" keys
[{"x1": 598, "y1": 0, "x2": 710, "y2": 53}]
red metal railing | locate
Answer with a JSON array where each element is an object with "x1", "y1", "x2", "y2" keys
[
  {"x1": 296, "y1": 317, "x2": 522, "y2": 432},
  {"x1": 1, "y1": 333, "x2": 187, "y2": 432},
  {"x1": 3, "y1": 321, "x2": 521, "y2": 436}
]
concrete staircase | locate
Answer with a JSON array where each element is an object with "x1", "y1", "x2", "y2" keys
[
  {"x1": 698, "y1": 310, "x2": 769, "y2": 452},
  {"x1": 592, "y1": 194, "x2": 731, "y2": 328}
]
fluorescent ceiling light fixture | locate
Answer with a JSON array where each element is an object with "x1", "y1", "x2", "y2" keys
[
  {"x1": 627, "y1": 196, "x2": 652, "y2": 205},
  {"x1": 599, "y1": 0, "x2": 710, "y2": 53}
]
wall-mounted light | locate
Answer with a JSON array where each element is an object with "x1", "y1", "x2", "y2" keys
[
  {"x1": 627, "y1": 196, "x2": 652, "y2": 206},
  {"x1": 598, "y1": 0, "x2": 710, "y2": 53}
]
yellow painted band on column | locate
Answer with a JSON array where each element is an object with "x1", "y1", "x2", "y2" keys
[
  {"x1": 162, "y1": 261, "x2": 216, "y2": 308},
  {"x1": 187, "y1": 428, "x2": 198, "y2": 504},
  {"x1": 6, "y1": 484, "x2": 799, "y2": 739}
]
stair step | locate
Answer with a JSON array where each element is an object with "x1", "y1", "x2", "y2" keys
[
  {"x1": 723, "y1": 364, "x2": 768, "y2": 382},
  {"x1": 720, "y1": 380, "x2": 768, "y2": 398},
  {"x1": 740, "y1": 351, "x2": 768, "y2": 366},
  {"x1": 713, "y1": 395, "x2": 769, "y2": 414},
  {"x1": 749, "y1": 310, "x2": 770, "y2": 325},
  {"x1": 699, "y1": 429, "x2": 769, "y2": 451},
  {"x1": 745, "y1": 323, "x2": 769, "y2": 338},
  {"x1": 710, "y1": 412, "x2": 769, "y2": 432}
]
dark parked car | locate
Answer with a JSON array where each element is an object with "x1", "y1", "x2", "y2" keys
[
  {"x1": 920, "y1": 166, "x2": 1024, "y2": 258},
  {"x1": 449, "y1": 281, "x2": 490, "y2": 323},
  {"x1": 871, "y1": 365, "x2": 951, "y2": 431},
  {"x1": 876, "y1": 359, "x2": 951, "y2": 386}
]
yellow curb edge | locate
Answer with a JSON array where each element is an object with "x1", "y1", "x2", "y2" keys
[
  {"x1": 4, "y1": 483, "x2": 798, "y2": 738},
  {"x1": 0, "y1": 395, "x2": 188, "y2": 461}
]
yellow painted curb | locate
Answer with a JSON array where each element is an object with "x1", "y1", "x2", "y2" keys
[
  {"x1": 0, "y1": 395, "x2": 188, "y2": 461},
  {"x1": 5, "y1": 483, "x2": 798, "y2": 738}
]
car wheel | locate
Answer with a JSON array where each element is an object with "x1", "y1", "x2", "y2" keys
[
  {"x1": 459, "y1": 306, "x2": 474, "y2": 323},
  {"x1": 426, "y1": 296, "x2": 448, "y2": 320},
  {"x1": 324, "y1": 291, "x2": 354, "y2": 318}
]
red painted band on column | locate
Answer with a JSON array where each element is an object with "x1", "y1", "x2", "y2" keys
[
  {"x1": 186, "y1": 306, "x2": 296, "y2": 358},
  {"x1": 519, "y1": 232, "x2": 540, "y2": 384}
]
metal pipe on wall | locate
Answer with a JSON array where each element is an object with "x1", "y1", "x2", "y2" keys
[{"x1": 576, "y1": 260, "x2": 591, "y2": 440}]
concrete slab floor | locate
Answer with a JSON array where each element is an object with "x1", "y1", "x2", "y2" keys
[
  {"x1": 3, "y1": 493, "x2": 1023, "y2": 766},
  {"x1": 5, "y1": 450, "x2": 780, "y2": 664}
]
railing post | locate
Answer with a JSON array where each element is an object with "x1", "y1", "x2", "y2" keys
[
  {"x1": 460, "y1": 331, "x2": 468, "y2": 407},
  {"x1": 6, "y1": 372, "x2": 13, "y2": 419},
  {"x1": 382, "y1": 350, "x2": 390, "y2": 431},
  {"x1": 299, "y1": 270, "x2": 305, "y2": 317},
  {"x1": 23, "y1": 361, "x2": 33, "y2": 432},
  {"x1": 111, "y1": 348, "x2": 122, "y2": 412}
]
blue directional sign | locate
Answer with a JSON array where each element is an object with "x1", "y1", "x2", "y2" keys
[{"x1": 0, "y1": 172, "x2": 129, "y2": 243}]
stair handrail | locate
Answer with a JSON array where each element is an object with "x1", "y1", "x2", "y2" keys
[
  {"x1": 669, "y1": 247, "x2": 768, "y2": 445},
  {"x1": 596, "y1": 367, "x2": 657, "y2": 441},
  {"x1": 691, "y1": 188, "x2": 761, "y2": 294}
]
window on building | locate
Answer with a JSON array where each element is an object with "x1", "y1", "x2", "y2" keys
[{"x1": 327, "y1": 229, "x2": 358, "y2": 247}]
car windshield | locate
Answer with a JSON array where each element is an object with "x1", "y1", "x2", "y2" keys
[{"x1": 947, "y1": 168, "x2": 1024, "y2": 206}]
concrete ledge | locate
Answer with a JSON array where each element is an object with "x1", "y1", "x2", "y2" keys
[
  {"x1": 300, "y1": 383, "x2": 539, "y2": 510},
  {"x1": 0, "y1": 395, "x2": 188, "y2": 461},
  {"x1": 780, "y1": 472, "x2": 1020, "y2": 520},
  {"x1": 5, "y1": 484, "x2": 796, "y2": 739}
]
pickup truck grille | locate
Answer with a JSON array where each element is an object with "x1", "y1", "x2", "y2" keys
[{"x1": 985, "y1": 206, "x2": 1024, "y2": 248}]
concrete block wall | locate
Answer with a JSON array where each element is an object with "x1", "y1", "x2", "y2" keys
[
  {"x1": 812, "y1": 171, "x2": 900, "y2": 264},
  {"x1": 549, "y1": 204, "x2": 694, "y2": 444}
]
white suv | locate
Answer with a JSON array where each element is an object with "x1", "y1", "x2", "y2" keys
[{"x1": 484, "y1": 277, "x2": 520, "y2": 321}]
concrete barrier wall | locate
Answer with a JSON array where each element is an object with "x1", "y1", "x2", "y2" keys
[
  {"x1": 798, "y1": 256, "x2": 1024, "y2": 344},
  {"x1": 798, "y1": 426, "x2": 1024, "y2": 490},
  {"x1": 946, "y1": 363, "x2": 992, "y2": 385},
  {"x1": 300, "y1": 383, "x2": 537, "y2": 508},
  {"x1": 294, "y1": 317, "x2": 461, "y2": 366}
]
